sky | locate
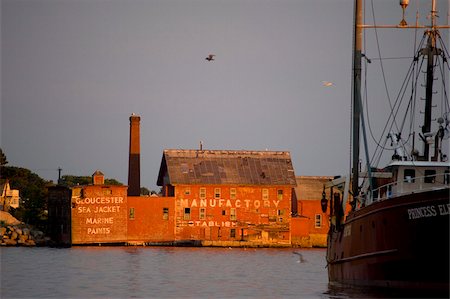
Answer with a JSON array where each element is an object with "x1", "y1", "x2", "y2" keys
[{"x1": 1, "y1": 0, "x2": 449, "y2": 191}]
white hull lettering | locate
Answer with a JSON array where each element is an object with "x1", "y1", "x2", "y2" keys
[{"x1": 408, "y1": 204, "x2": 450, "y2": 220}]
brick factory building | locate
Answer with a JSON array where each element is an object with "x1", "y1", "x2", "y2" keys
[
  {"x1": 48, "y1": 114, "x2": 331, "y2": 247},
  {"x1": 155, "y1": 149, "x2": 297, "y2": 246},
  {"x1": 49, "y1": 150, "x2": 298, "y2": 247}
]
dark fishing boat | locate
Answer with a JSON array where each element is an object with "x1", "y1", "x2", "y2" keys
[{"x1": 323, "y1": 0, "x2": 449, "y2": 295}]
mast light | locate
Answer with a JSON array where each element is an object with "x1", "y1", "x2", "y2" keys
[{"x1": 399, "y1": 0, "x2": 409, "y2": 26}]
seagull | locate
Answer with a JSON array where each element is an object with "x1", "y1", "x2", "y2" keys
[
  {"x1": 293, "y1": 251, "x2": 306, "y2": 263},
  {"x1": 205, "y1": 54, "x2": 216, "y2": 61},
  {"x1": 322, "y1": 81, "x2": 335, "y2": 87}
]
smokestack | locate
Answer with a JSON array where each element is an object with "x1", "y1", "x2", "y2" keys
[{"x1": 128, "y1": 113, "x2": 141, "y2": 196}]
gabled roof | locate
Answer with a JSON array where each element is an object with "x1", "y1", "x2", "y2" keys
[{"x1": 157, "y1": 149, "x2": 297, "y2": 186}]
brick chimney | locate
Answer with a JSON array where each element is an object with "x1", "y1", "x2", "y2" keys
[{"x1": 128, "y1": 113, "x2": 141, "y2": 196}]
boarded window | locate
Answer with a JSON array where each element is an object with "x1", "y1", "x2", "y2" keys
[
  {"x1": 200, "y1": 188, "x2": 206, "y2": 199},
  {"x1": 184, "y1": 208, "x2": 191, "y2": 220},
  {"x1": 277, "y1": 189, "x2": 283, "y2": 200},
  {"x1": 230, "y1": 188, "x2": 236, "y2": 200},
  {"x1": 163, "y1": 208, "x2": 169, "y2": 220},
  {"x1": 230, "y1": 208, "x2": 237, "y2": 221},
  {"x1": 214, "y1": 188, "x2": 221, "y2": 199},
  {"x1": 230, "y1": 229, "x2": 236, "y2": 238},
  {"x1": 199, "y1": 208, "x2": 206, "y2": 220},
  {"x1": 129, "y1": 208, "x2": 135, "y2": 220},
  {"x1": 315, "y1": 214, "x2": 322, "y2": 228},
  {"x1": 262, "y1": 189, "x2": 269, "y2": 200}
]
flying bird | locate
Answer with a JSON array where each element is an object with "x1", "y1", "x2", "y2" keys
[
  {"x1": 322, "y1": 81, "x2": 335, "y2": 87},
  {"x1": 205, "y1": 54, "x2": 216, "y2": 61},
  {"x1": 293, "y1": 251, "x2": 306, "y2": 263}
]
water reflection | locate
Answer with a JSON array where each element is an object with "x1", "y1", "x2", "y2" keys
[{"x1": 0, "y1": 247, "x2": 440, "y2": 299}]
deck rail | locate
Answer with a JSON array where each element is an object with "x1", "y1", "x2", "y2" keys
[{"x1": 369, "y1": 173, "x2": 449, "y2": 203}]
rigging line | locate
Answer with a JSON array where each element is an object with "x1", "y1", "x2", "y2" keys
[
  {"x1": 369, "y1": 57, "x2": 419, "y2": 153},
  {"x1": 436, "y1": 44, "x2": 450, "y2": 114},
  {"x1": 370, "y1": 0, "x2": 402, "y2": 135},
  {"x1": 436, "y1": 30, "x2": 450, "y2": 61},
  {"x1": 366, "y1": 53, "x2": 424, "y2": 166},
  {"x1": 373, "y1": 133, "x2": 389, "y2": 168},
  {"x1": 396, "y1": 60, "x2": 418, "y2": 136},
  {"x1": 436, "y1": 37, "x2": 450, "y2": 108},
  {"x1": 364, "y1": 0, "x2": 395, "y2": 164},
  {"x1": 379, "y1": 36, "x2": 427, "y2": 144},
  {"x1": 437, "y1": 58, "x2": 450, "y2": 114},
  {"x1": 370, "y1": 57, "x2": 414, "y2": 61},
  {"x1": 362, "y1": 1, "x2": 375, "y2": 169}
]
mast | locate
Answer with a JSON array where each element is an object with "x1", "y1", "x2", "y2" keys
[
  {"x1": 420, "y1": 0, "x2": 440, "y2": 161},
  {"x1": 352, "y1": 0, "x2": 363, "y2": 199}
]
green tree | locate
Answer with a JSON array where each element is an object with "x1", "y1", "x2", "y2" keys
[
  {"x1": 0, "y1": 148, "x2": 8, "y2": 166},
  {"x1": 59, "y1": 175, "x2": 91, "y2": 187},
  {"x1": 1, "y1": 166, "x2": 49, "y2": 230},
  {"x1": 59, "y1": 175, "x2": 123, "y2": 187},
  {"x1": 105, "y1": 178, "x2": 123, "y2": 186}
]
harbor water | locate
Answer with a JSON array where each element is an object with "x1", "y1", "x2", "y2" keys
[{"x1": 0, "y1": 247, "x2": 433, "y2": 299}]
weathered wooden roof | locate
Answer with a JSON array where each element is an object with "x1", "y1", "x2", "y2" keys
[
  {"x1": 294, "y1": 176, "x2": 334, "y2": 201},
  {"x1": 157, "y1": 149, "x2": 297, "y2": 186}
]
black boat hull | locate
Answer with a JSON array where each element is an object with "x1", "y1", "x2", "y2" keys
[{"x1": 327, "y1": 188, "x2": 450, "y2": 295}]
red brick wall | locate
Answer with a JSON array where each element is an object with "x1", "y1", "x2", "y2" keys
[
  {"x1": 127, "y1": 196, "x2": 175, "y2": 243},
  {"x1": 297, "y1": 200, "x2": 329, "y2": 235},
  {"x1": 71, "y1": 185, "x2": 128, "y2": 244},
  {"x1": 291, "y1": 176, "x2": 332, "y2": 247},
  {"x1": 172, "y1": 185, "x2": 292, "y2": 243}
]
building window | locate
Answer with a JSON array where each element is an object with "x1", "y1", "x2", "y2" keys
[
  {"x1": 103, "y1": 189, "x2": 112, "y2": 195},
  {"x1": 200, "y1": 188, "x2": 206, "y2": 199},
  {"x1": 230, "y1": 208, "x2": 237, "y2": 221},
  {"x1": 278, "y1": 210, "x2": 284, "y2": 222},
  {"x1": 163, "y1": 208, "x2": 169, "y2": 220},
  {"x1": 230, "y1": 229, "x2": 236, "y2": 238},
  {"x1": 184, "y1": 208, "x2": 191, "y2": 220},
  {"x1": 230, "y1": 188, "x2": 236, "y2": 200},
  {"x1": 277, "y1": 189, "x2": 283, "y2": 200},
  {"x1": 199, "y1": 208, "x2": 206, "y2": 220},
  {"x1": 185, "y1": 187, "x2": 191, "y2": 196},
  {"x1": 315, "y1": 214, "x2": 322, "y2": 228},
  {"x1": 129, "y1": 208, "x2": 135, "y2": 220},
  {"x1": 222, "y1": 210, "x2": 226, "y2": 216},
  {"x1": 424, "y1": 170, "x2": 436, "y2": 183},
  {"x1": 404, "y1": 169, "x2": 415, "y2": 183},
  {"x1": 262, "y1": 189, "x2": 269, "y2": 200},
  {"x1": 214, "y1": 188, "x2": 221, "y2": 199},
  {"x1": 445, "y1": 170, "x2": 450, "y2": 185}
]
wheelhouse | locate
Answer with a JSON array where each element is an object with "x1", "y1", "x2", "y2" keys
[{"x1": 371, "y1": 161, "x2": 450, "y2": 202}]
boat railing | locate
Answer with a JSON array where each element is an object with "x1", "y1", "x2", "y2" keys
[{"x1": 369, "y1": 172, "x2": 449, "y2": 203}]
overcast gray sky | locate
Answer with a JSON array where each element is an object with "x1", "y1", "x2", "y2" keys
[{"x1": 1, "y1": 0, "x2": 448, "y2": 190}]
